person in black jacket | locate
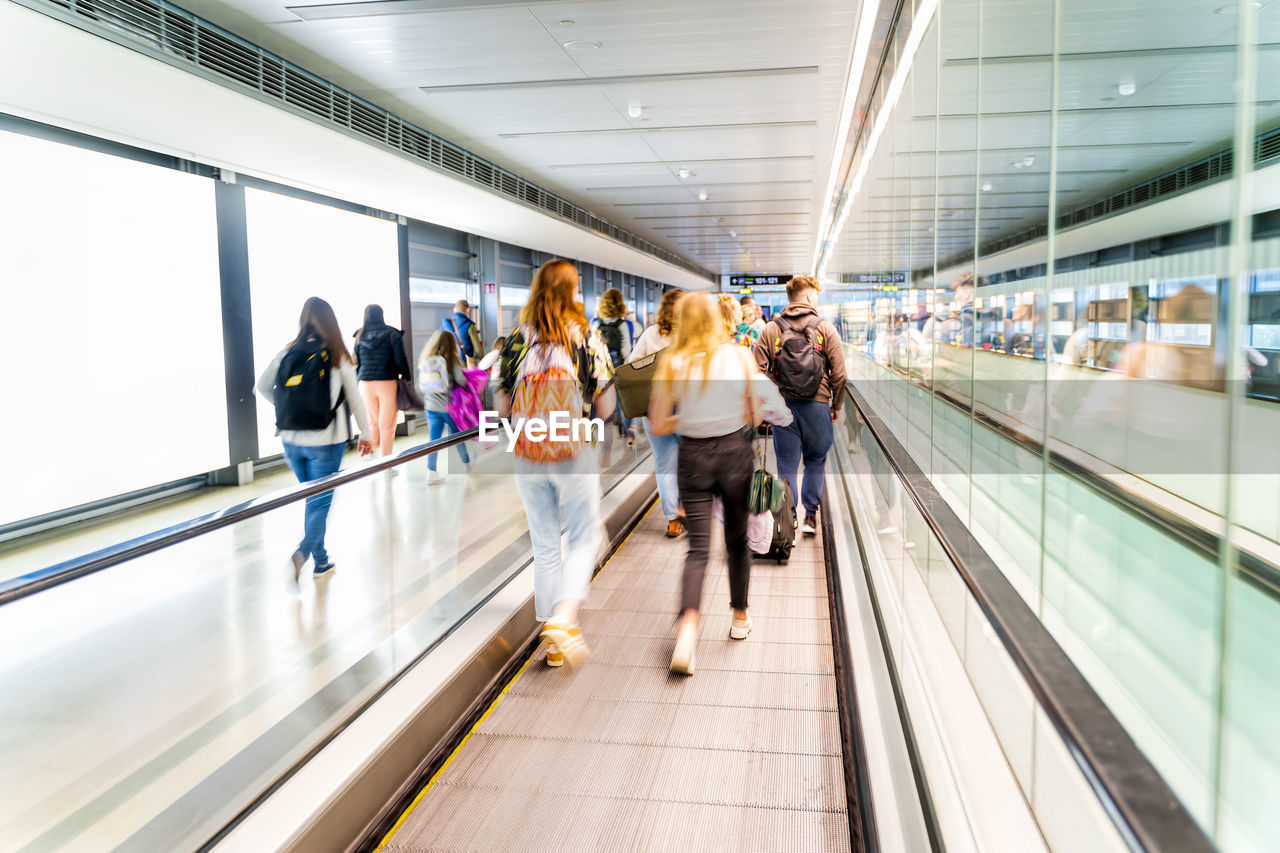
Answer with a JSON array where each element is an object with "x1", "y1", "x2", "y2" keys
[{"x1": 354, "y1": 304, "x2": 411, "y2": 457}]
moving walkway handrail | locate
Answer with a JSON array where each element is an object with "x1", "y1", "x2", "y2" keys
[
  {"x1": 0, "y1": 427, "x2": 480, "y2": 607},
  {"x1": 844, "y1": 383, "x2": 1215, "y2": 853}
]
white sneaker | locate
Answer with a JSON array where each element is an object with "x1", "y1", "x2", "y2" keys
[
  {"x1": 670, "y1": 626, "x2": 697, "y2": 675},
  {"x1": 464, "y1": 458, "x2": 475, "y2": 474},
  {"x1": 427, "y1": 470, "x2": 444, "y2": 485}
]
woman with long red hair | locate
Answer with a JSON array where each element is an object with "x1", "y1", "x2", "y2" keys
[{"x1": 495, "y1": 259, "x2": 615, "y2": 668}]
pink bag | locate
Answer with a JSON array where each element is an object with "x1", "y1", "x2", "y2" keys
[
  {"x1": 448, "y1": 368, "x2": 489, "y2": 430},
  {"x1": 747, "y1": 512, "x2": 773, "y2": 554}
]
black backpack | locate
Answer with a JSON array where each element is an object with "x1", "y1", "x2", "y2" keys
[
  {"x1": 274, "y1": 338, "x2": 345, "y2": 431},
  {"x1": 597, "y1": 319, "x2": 625, "y2": 367},
  {"x1": 769, "y1": 315, "x2": 826, "y2": 398}
]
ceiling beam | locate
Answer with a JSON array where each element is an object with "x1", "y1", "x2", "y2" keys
[
  {"x1": 500, "y1": 120, "x2": 814, "y2": 139},
  {"x1": 418, "y1": 66, "x2": 820, "y2": 94}
]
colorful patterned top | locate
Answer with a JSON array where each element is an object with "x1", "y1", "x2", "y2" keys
[{"x1": 497, "y1": 323, "x2": 614, "y2": 415}]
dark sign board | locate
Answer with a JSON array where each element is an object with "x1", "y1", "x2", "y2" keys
[
  {"x1": 729, "y1": 274, "x2": 793, "y2": 287},
  {"x1": 854, "y1": 272, "x2": 907, "y2": 284}
]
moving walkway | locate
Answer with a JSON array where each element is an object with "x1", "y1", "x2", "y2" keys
[{"x1": 0, "y1": 394, "x2": 1218, "y2": 853}]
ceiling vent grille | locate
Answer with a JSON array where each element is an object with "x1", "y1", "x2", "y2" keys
[
  {"x1": 23, "y1": 0, "x2": 713, "y2": 281},
  {"x1": 933, "y1": 127, "x2": 1280, "y2": 273}
]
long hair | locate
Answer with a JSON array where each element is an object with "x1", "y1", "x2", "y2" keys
[
  {"x1": 657, "y1": 293, "x2": 726, "y2": 392},
  {"x1": 598, "y1": 287, "x2": 626, "y2": 320},
  {"x1": 290, "y1": 297, "x2": 351, "y2": 367},
  {"x1": 717, "y1": 294, "x2": 742, "y2": 337},
  {"x1": 520, "y1": 259, "x2": 589, "y2": 345},
  {"x1": 424, "y1": 330, "x2": 460, "y2": 375},
  {"x1": 656, "y1": 289, "x2": 684, "y2": 337}
]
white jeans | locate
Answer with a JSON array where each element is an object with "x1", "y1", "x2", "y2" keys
[{"x1": 515, "y1": 450, "x2": 604, "y2": 621}]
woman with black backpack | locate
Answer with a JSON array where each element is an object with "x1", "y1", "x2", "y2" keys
[
  {"x1": 353, "y1": 304, "x2": 411, "y2": 458},
  {"x1": 256, "y1": 297, "x2": 374, "y2": 582},
  {"x1": 594, "y1": 287, "x2": 635, "y2": 447}
]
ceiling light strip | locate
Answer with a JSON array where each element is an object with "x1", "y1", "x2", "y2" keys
[
  {"x1": 418, "y1": 65, "x2": 820, "y2": 94},
  {"x1": 809, "y1": 0, "x2": 884, "y2": 275},
  {"x1": 817, "y1": 0, "x2": 942, "y2": 278}
]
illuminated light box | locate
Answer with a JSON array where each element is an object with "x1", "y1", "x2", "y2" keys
[
  {"x1": 245, "y1": 188, "x2": 401, "y2": 457},
  {"x1": 0, "y1": 129, "x2": 226, "y2": 526}
]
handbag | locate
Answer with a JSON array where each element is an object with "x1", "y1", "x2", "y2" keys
[
  {"x1": 615, "y1": 352, "x2": 660, "y2": 419},
  {"x1": 742, "y1": 354, "x2": 785, "y2": 515},
  {"x1": 749, "y1": 451, "x2": 786, "y2": 514},
  {"x1": 396, "y1": 377, "x2": 425, "y2": 412}
]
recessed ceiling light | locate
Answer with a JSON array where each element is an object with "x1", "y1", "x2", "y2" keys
[
  {"x1": 698, "y1": 191, "x2": 709, "y2": 201},
  {"x1": 563, "y1": 39, "x2": 602, "y2": 50},
  {"x1": 1117, "y1": 80, "x2": 1137, "y2": 96},
  {"x1": 677, "y1": 168, "x2": 692, "y2": 178},
  {"x1": 627, "y1": 102, "x2": 643, "y2": 119},
  {"x1": 559, "y1": 19, "x2": 575, "y2": 26},
  {"x1": 981, "y1": 183, "x2": 993, "y2": 192},
  {"x1": 1011, "y1": 155, "x2": 1035, "y2": 169}
]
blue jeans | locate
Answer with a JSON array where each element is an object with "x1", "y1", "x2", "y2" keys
[
  {"x1": 772, "y1": 399, "x2": 834, "y2": 517},
  {"x1": 640, "y1": 417, "x2": 681, "y2": 520},
  {"x1": 515, "y1": 452, "x2": 603, "y2": 620},
  {"x1": 282, "y1": 442, "x2": 346, "y2": 566},
  {"x1": 426, "y1": 410, "x2": 470, "y2": 471}
]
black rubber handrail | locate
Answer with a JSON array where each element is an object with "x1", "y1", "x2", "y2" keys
[
  {"x1": 0, "y1": 428, "x2": 480, "y2": 606},
  {"x1": 845, "y1": 383, "x2": 1217, "y2": 853}
]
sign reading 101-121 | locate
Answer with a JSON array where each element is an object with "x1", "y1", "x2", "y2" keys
[{"x1": 730, "y1": 274, "x2": 793, "y2": 287}]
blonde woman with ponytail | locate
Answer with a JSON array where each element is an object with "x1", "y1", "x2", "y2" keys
[{"x1": 649, "y1": 292, "x2": 790, "y2": 675}]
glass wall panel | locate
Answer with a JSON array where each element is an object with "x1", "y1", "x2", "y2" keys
[
  {"x1": 0, "y1": 129, "x2": 226, "y2": 525},
  {"x1": 1221, "y1": 3, "x2": 1280, "y2": 851},
  {"x1": 828, "y1": 0, "x2": 1280, "y2": 848},
  {"x1": 245, "y1": 188, "x2": 401, "y2": 458}
]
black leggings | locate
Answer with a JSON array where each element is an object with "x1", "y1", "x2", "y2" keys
[{"x1": 677, "y1": 430, "x2": 754, "y2": 614}]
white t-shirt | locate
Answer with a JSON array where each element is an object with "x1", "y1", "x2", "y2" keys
[
  {"x1": 668, "y1": 344, "x2": 759, "y2": 438},
  {"x1": 629, "y1": 324, "x2": 670, "y2": 362}
]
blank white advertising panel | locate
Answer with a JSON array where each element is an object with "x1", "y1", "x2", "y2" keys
[
  {"x1": 0, "y1": 129, "x2": 227, "y2": 526},
  {"x1": 245, "y1": 189, "x2": 401, "y2": 457}
]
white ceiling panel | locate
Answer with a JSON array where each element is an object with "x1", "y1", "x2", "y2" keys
[{"x1": 171, "y1": 0, "x2": 861, "y2": 276}]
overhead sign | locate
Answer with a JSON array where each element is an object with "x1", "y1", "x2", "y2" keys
[
  {"x1": 730, "y1": 274, "x2": 793, "y2": 287},
  {"x1": 853, "y1": 272, "x2": 907, "y2": 284}
]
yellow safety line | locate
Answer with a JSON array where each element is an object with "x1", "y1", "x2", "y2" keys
[{"x1": 376, "y1": 496, "x2": 656, "y2": 850}]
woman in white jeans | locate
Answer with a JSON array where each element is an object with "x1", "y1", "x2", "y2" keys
[
  {"x1": 629, "y1": 288, "x2": 684, "y2": 537},
  {"x1": 495, "y1": 259, "x2": 616, "y2": 668}
]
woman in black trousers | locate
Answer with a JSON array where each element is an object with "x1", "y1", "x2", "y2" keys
[{"x1": 649, "y1": 292, "x2": 772, "y2": 675}]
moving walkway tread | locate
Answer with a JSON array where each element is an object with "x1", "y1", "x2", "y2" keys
[{"x1": 373, "y1": 508, "x2": 858, "y2": 852}]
